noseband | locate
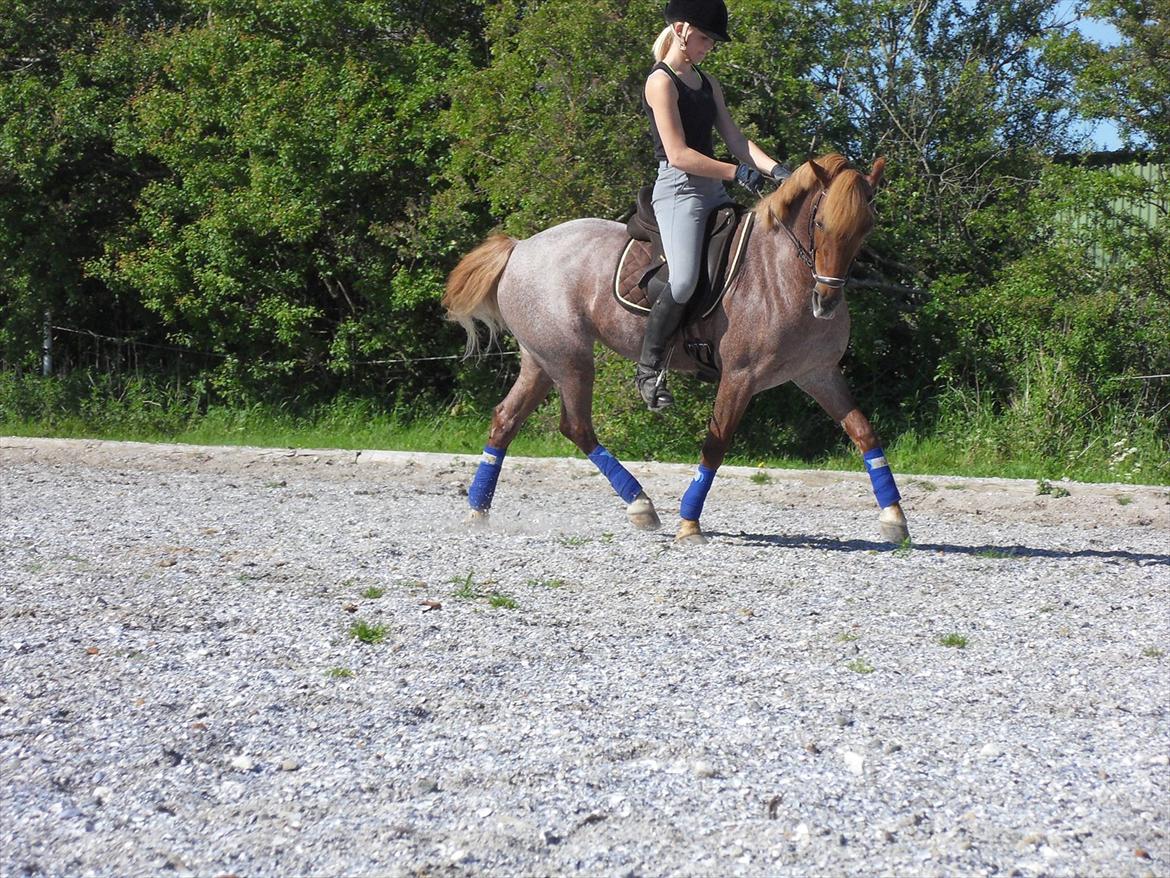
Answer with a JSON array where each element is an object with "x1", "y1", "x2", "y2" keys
[{"x1": 779, "y1": 189, "x2": 849, "y2": 289}]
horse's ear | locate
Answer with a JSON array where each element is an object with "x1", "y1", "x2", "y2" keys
[
  {"x1": 867, "y1": 157, "x2": 887, "y2": 191},
  {"x1": 809, "y1": 160, "x2": 832, "y2": 190}
]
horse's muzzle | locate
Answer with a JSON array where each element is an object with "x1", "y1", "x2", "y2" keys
[{"x1": 811, "y1": 288, "x2": 840, "y2": 319}]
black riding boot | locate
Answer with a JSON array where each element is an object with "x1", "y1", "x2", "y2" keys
[{"x1": 635, "y1": 289, "x2": 688, "y2": 411}]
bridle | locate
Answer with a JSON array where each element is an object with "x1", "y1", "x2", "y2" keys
[{"x1": 778, "y1": 188, "x2": 849, "y2": 290}]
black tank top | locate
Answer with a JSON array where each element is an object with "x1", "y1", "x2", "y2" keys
[{"x1": 643, "y1": 61, "x2": 717, "y2": 163}]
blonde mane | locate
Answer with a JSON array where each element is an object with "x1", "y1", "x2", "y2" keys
[
  {"x1": 754, "y1": 153, "x2": 859, "y2": 230},
  {"x1": 820, "y1": 168, "x2": 875, "y2": 237}
]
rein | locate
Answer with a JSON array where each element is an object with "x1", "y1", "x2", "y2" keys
[{"x1": 779, "y1": 189, "x2": 849, "y2": 289}]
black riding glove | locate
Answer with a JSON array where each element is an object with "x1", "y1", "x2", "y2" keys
[
  {"x1": 734, "y1": 163, "x2": 764, "y2": 195},
  {"x1": 768, "y1": 163, "x2": 793, "y2": 182}
]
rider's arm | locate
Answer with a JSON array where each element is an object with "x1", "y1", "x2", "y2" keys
[
  {"x1": 708, "y1": 74, "x2": 779, "y2": 175},
  {"x1": 645, "y1": 70, "x2": 737, "y2": 181}
]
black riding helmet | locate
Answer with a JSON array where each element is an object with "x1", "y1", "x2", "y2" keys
[{"x1": 664, "y1": 0, "x2": 731, "y2": 42}]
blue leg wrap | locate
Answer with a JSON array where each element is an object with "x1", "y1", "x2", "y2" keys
[
  {"x1": 467, "y1": 445, "x2": 506, "y2": 511},
  {"x1": 587, "y1": 445, "x2": 643, "y2": 504},
  {"x1": 864, "y1": 447, "x2": 901, "y2": 508},
  {"x1": 679, "y1": 464, "x2": 716, "y2": 521}
]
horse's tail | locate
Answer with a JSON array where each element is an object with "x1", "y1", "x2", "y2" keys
[{"x1": 442, "y1": 234, "x2": 517, "y2": 357}]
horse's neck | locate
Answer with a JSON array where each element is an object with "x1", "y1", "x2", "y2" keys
[{"x1": 752, "y1": 188, "x2": 818, "y2": 280}]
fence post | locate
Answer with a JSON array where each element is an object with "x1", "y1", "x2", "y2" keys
[{"x1": 42, "y1": 309, "x2": 53, "y2": 376}]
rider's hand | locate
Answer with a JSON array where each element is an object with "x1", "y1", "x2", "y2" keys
[
  {"x1": 734, "y1": 163, "x2": 764, "y2": 195},
  {"x1": 768, "y1": 163, "x2": 793, "y2": 182}
]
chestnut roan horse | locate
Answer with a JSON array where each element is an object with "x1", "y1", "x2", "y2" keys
[{"x1": 442, "y1": 153, "x2": 909, "y2": 545}]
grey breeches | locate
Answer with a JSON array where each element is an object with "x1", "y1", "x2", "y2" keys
[{"x1": 652, "y1": 161, "x2": 728, "y2": 304}]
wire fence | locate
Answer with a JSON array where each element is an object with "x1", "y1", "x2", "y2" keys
[{"x1": 38, "y1": 325, "x2": 520, "y2": 379}]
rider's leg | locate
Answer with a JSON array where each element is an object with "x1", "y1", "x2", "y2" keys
[
  {"x1": 635, "y1": 292, "x2": 688, "y2": 411},
  {"x1": 636, "y1": 164, "x2": 723, "y2": 411}
]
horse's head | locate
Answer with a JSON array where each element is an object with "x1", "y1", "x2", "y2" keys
[{"x1": 755, "y1": 154, "x2": 886, "y2": 319}]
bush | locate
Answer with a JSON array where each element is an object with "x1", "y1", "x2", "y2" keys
[{"x1": 932, "y1": 162, "x2": 1170, "y2": 480}]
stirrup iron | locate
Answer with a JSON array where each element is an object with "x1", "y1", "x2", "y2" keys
[{"x1": 635, "y1": 365, "x2": 673, "y2": 411}]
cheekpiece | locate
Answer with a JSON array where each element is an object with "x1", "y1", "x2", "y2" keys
[{"x1": 664, "y1": 0, "x2": 731, "y2": 42}]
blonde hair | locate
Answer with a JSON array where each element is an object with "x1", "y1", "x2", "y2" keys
[{"x1": 652, "y1": 24, "x2": 676, "y2": 61}]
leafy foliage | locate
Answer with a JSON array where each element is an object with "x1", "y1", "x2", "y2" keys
[{"x1": 1065, "y1": 0, "x2": 1169, "y2": 155}]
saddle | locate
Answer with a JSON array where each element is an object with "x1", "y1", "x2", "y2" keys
[{"x1": 613, "y1": 185, "x2": 754, "y2": 379}]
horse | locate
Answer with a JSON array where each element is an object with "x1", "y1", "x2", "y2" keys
[{"x1": 442, "y1": 153, "x2": 910, "y2": 545}]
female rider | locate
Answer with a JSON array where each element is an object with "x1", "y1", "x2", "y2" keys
[{"x1": 636, "y1": 0, "x2": 790, "y2": 411}]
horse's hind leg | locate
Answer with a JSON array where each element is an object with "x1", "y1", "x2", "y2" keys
[
  {"x1": 464, "y1": 350, "x2": 553, "y2": 521},
  {"x1": 795, "y1": 367, "x2": 910, "y2": 543},
  {"x1": 554, "y1": 359, "x2": 661, "y2": 531}
]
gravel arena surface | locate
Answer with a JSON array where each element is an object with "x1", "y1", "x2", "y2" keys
[{"x1": 2, "y1": 437, "x2": 1169, "y2": 878}]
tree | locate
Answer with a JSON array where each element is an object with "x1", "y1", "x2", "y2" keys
[
  {"x1": 1069, "y1": 0, "x2": 1169, "y2": 155},
  {"x1": 91, "y1": 0, "x2": 479, "y2": 401},
  {"x1": 0, "y1": 1, "x2": 188, "y2": 372}
]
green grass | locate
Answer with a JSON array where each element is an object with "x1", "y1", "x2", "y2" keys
[
  {"x1": 347, "y1": 620, "x2": 386, "y2": 644},
  {"x1": 4, "y1": 373, "x2": 1167, "y2": 485},
  {"x1": 450, "y1": 572, "x2": 478, "y2": 600},
  {"x1": 1142, "y1": 646, "x2": 1165, "y2": 658},
  {"x1": 845, "y1": 658, "x2": 875, "y2": 674},
  {"x1": 488, "y1": 592, "x2": 518, "y2": 609},
  {"x1": 835, "y1": 631, "x2": 860, "y2": 643},
  {"x1": 361, "y1": 586, "x2": 385, "y2": 599},
  {"x1": 326, "y1": 667, "x2": 354, "y2": 678},
  {"x1": 938, "y1": 632, "x2": 969, "y2": 648},
  {"x1": 447, "y1": 572, "x2": 517, "y2": 609},
  {"x1": 0, "y1": 395, "x2": 577, "y2": 459},
  {"x1": 1116, "y1": 495, "x2": 1133, "y2": 506}
]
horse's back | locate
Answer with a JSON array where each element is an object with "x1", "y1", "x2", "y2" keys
[{"x1": 507, "y1": 217, "x2": 627, "y2": 277}]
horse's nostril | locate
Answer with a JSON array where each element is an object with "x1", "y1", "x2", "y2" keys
[{"x1": 811, "y1": 290, "x2": 839, "y2": 319}]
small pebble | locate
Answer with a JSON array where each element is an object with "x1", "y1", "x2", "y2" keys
[
  {"x1": 842, "y1": 751, "x2": 865, "y2": 775},
  {"x1": 693, "y1": 761, "x2": 717, "y2": 779}
]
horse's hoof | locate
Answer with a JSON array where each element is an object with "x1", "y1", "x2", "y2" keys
[
  {"x1": 675, "y1": 519, "x2": 708, "y2": 544},
  {"x1": 464, "y1": 508, "x2": 490, "y2": 527},
  {"x1": 627, "y1": 492, "x2": 661, "y2": 531},
  {"x1": 879, "y1": 504, "x2": 910, "y2": 544}
]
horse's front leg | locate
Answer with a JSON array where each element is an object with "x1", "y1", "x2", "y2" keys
[
  {"x1": 795, "y1": 368, "x2": 910, "y2": 543},
  {"x1": 675, "y1": 374, "x2": 755, "y2": 544}
]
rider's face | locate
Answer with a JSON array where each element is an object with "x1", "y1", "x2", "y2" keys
[{"x1": 685, "y1": 27, "x2": 716, "y2": 62}]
